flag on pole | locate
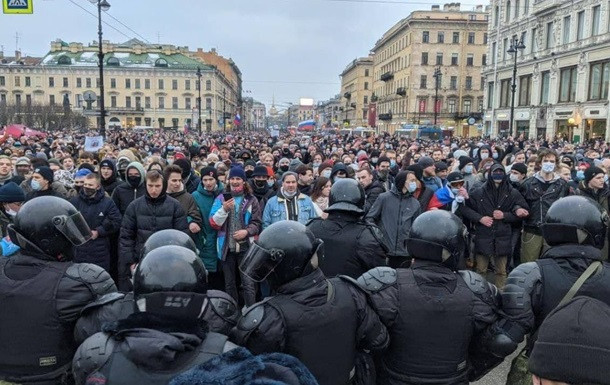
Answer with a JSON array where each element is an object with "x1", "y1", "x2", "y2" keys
[{"x1": 234, "y1": 114, "x2": 241, "y2": 127}]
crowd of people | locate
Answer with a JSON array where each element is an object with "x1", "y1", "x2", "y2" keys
[{"x1": 0, "y1": 127, "x2": 609, "y2": 385}]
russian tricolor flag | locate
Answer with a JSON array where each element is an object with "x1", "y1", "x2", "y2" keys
[{"x1": 298, "y1": 119, "x2": 316, "y2": 131}]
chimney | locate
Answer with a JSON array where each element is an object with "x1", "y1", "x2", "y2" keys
[
  {"x1": 443, "y1": 3, "x2": 450, "y2": 11},
  {"x1": 197, "y1": 48, "x2": 203, "y2": 53},
  {"x1": 211, "y1": 48, "x2": 217, "y2": 54},
  {"x1": 431, "y1": 4, "x2": 440, "y2": 11},
  {"x1": 476, "y1": 4, "x2": 483, "y2": 11},
  {"x1": 0, "y1": 50, "x2": 3, "y2": 60},
  {"x1": 453, "y1": 3, "x2": 461, "y2": 11},
  {"x1": 14, "y1": 50, "x2": 21, "y2": 61}
]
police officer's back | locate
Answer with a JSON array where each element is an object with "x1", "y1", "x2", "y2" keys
[
  {"x1": 74, "y1": 230, "x2": 239, "y2": 344},
  {"x1": 72, "y1": 245, "x2": 237, "y2": 385},
  {"x1": 358, "y1": 210, "x2": 509, "y2": 385},
  {"x1": 307, "y1": 178, "x2": 387, "y2": 278},
  {"x1": 232, "y1": 221, "x2": 389, "y2": 385},
  {"x1": 0, "y1": 196, "x2": 116, "y2": 385},
  {"x1": 500, "y1": 196, "x2": 610, "y2": 363}
]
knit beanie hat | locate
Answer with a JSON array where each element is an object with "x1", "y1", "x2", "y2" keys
[
  {"x1": 377, "y1": 156, "x2": 391, "y2": 166},
  {"x1": 584, "y1": 166, "x2": 604, "y2": 185},
  {"x1": 406, "y1": 164, "x2": 423, "y2": 182},
  {"x1": 394, "y1": 171, "x2": 409, "y2": 192},
  {"x1": 228, "y1": 166, "x2": 246, "y2": 181},
  {"x1": 459, "y1": 156, "x2": 474, "y2": 171},
  {"x1": 435, "y1": 161, "x2": 448, "y2": 172},
  {"x1": 252, "y1": 165, "x2": 269, "y2": 177},
  {"x1": 0, "y1": 182, "x2": 25, "y2": 203},
  {"x1": 453, "y1": 149, "x2": 469, "y2": 161},
  {"x1": 74, "y1": 168, "x2": 92, "y2": 179},
  {"x1": 418, "y1": 156, "x2": 435, "y2": 169},
  {"x1": 200, "y1": 166, "x2": 218, "y2": 181},
  {"x1": 511, "y1": 163, "x2": 528, "y2": 175},
  {"x1": 529, "y1": 296, "x2": 610, "y2": 385},
  {"x1": 33, "y1": 166, "x2": 54, "y2": 183}
]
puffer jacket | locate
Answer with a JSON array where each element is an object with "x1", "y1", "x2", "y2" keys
[
  {"x1": 70, "y1": 188, "x2": 122, "y2": 271},
  {"x1": 192, "y1": 182, "x2": 224, "y2": 272},
  {"x1": 366, "y1": 186, "x2": 421, "y2": 257},
  {"x1": 111, "y1": 162, "x2": 146, "y2": 215}
]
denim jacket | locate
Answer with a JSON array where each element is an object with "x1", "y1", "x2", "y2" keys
[{"x1": 262, "y1": 192, "x2": 318, "y2": 229}]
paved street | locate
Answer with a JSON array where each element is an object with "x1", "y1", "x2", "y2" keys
[{"x1": 473, "y1": 343, "x2": 523, "y2": 385}]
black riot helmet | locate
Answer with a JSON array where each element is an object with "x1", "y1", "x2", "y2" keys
[
  {"x1": 133, "y1": 245, "x2": 208, "y2": 319},
  {"x1": 406, "y1": 210, "x2": 467, "y2": 270},
  {"x1": 141, "y1": 229, "x2": 198, "y2": 260},
  {"x1": 326, "y1": 178, "x2": 365, "y2": 214},
  {"x1": 8, "y1": 196, "x2": 91, "y2": 261},
  {"x1": 542, "y1": 196, "x2": 607, "y2": 249},
  {"x1": 240, "y1": 221, "x2": 323, "y2": 289}
]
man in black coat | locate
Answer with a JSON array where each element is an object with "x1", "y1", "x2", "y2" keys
[
  {"x1": 111, "y1": 161, "x2": 146, "y2": 215},
  {"x1": 307, "y1": 178, "x2": 387, "y2": 278},
  {"x1": 99, "y1": 159, "x2": 121, "y2": 196},
  {"x1": 248, "y1": 165, "x2": 275, "y2": 208},
  {"x1": 69, "y1": 172, "x2": 122, "y2": 272},
  {"x1": 174, "y1": 158, "x2": 201, "y2": 194},
  {"x1": 118, "y1": 170, "x2": 188, "y2": 291},
  {"x1": 356, "y1": 167, "x2": 384, "y2": 213}
]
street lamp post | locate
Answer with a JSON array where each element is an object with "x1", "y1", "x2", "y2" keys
[
  {"x1": 507, "y1": 37, "x2": 526, "y2": 137},
  {"x1": 433, "y1": 67, "x2": 441, "y2": 127},
  {"x1": 222, "y1": 88, "x2": 226, "y2": 133},
  {"x1": 89, "y1": 0, "x2": 110, "y2": 138},
  {"x1": 196, "y1": 67, "x2": 202, "y2": 136}
]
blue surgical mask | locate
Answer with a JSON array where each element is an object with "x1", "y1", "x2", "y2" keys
[
  {"x1": 390, "y1": 160, "x2": 397, "y2": 167},
  {"x1": 541, "y1": 162, "x2": 556, "y2": 174},
  {"x1": 576, "y1": 170, "x2": 585, "y2": 181},
  {"x1": 267, "y1": 180, "x2": 274, "y2": 187},
  {"x1": 313, "y1": 162, "x2": 321, "y2": 168},
  {"x1": 407, "y1": 181, "x2": 417, "y2": 193},
  {"x1": 492, "y1": 152, "x2": 499, "y2": 159},
  {"x1": 31, "y1": 180, "x2": 42, "y2": 191},
  {"x1": 451, "y1": 188, "x2": 460, "y2": 195},
  {"x1": 321, "y1": 169, "x2": 332, "y2": 178},
  {"x1": 464, "y1": 165, "x2": 474, "y2": 174}
]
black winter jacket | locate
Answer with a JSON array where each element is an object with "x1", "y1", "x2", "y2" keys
[
  {"x1": 518, "y1": 172, "x2": 570, "y2": 232},
  {"x1": 70, "y1": 189, "x2": 122, "y2": 271},
  {"x1": 111, "y1": 163, "x2": 146, "y2": 215},
  {"x1": 363, "y1": 180, "x2": 384, "y2": 213}
]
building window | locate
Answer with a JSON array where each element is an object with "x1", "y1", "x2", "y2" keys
[
  {"x1": 559, "y1": 66, "x2": 577, "y2": 102},
  {"x1": 452, "y1": 32, "x2": 460, "y2": 44},
  {"x1": 125, "y1": 96, "x2": 132, "y2": 108},
  {"x1": 463, "y1": 99, "x2": 472, "y2": 113},
  {"x1": 172, "y1": 118, "x2": 179, "y2": 128},
  {"x1": 205, "y1": 80, "x2": 211, "y2": 91},
  {"x1": 436, "y1": 53, "x2": 443, "y2": 65},
  {"x1": 110, "y1": 96, "x2": 117, "y2": 108},
  {"x1": 145, "y1": 79, "x2": 151, "y2": 89},
  {"x1": 465, "y1": 76, "x2": 473, "y2": 90},
  {"x1": 519, "y1": 75, "x2": 532, "y2": 106},
  {"x1": 135, "y1": 96, "x2": 141, "y2": 109},
  {"x1": 481, "y1": 77, "x2": 485, "y2": 91},
  {"x1": 96, "y1": 78, "x2": 100, "y2": 88},
  {"x1": 49, "y1": 77, "x2": 55, "y2": 87},
  {"x1": 135, "y1": 79, "x2": 141, "y2": 89},
  {"x1": 448, "y1": 99, "x2": 456, "y2": 113},
  {"x1": 86, "y1": 78, "x2": 91, "y2": 88},
  {"x1": 563, "y1": 16, "x2": 571, "y2": 44},
  {"x1": 450, "y1": 76, "x2": 457, "y2": 90},
  {"x1": 506, "y1": 1, "x2": 511, "y2": 23},
  {"x1": 482, "y1": 54, "x2": 487, "y2": 66},
  {"x1": 185, "y1": 97, "x2": 191, "y2": 110},
  {"x1": 172, "y1": 79, "x2": 178, "y2": 90},
  {"x1": 592, "y1": 5, "x2": 601, "y2": 36},
  {"x1": 63, "y1": 77, "x2": 68, "y2": 88},
  {"x1": 420, "y1": 75, "x2": 427, "y2": 89},
  {"x1": 451, "y1": 53, "x2": 459, "y2": 66},
  {"x1": 540, "y1": 71, "x2": 550, "y2": 104},
  {"x1": 468, "y1": 32, "x2": 475, "y2": 44},
  {"x1": 185, "y1": 79, "x2": 191, "y2": 90},
  {"x1": 145, "y1": 118, "x2": 151, "y2": 126},
  {"x1": 423, "y1": 31, "x2": 430, "y2": 43},
  {"x1": 172, "y1": 97, "x2": 178, "y2": 109},
  {"x1": 205, "y1": 98, "x2": 212, "y2": 110},
  {"x1": 123, "y1": 79, "x2": 130, "y2": 89},
  {"x1": 75, "y1": 78, "x2": 81, "y2": 88},
  {"x1": 466, "y1": 54, "x2": 474, "y2": 66},
  {"x1": 546, "y1": 22, "x2": 554, "y2": 49},
  {"x1": 422, "y1": 52, "x2": 428, "y2": 65},
  {"x1": 110, "y1": 78, "x2": 116, "y2": 89},
  {"x1": 577, "y1": 11, "x2": 585, "y2": 40},
  {"x1": 437, "y1": 32, "x2": 444, "y2": 43},
  {"x1": 15, "y1": 94, "x2": 21, "y2": 106},
  {"x1": 158, "y1": 118, "x2": 165, "y2": 128},
  {"x1": 14, "y1": 76, "x2": 20, "y2": 87},
  {"x1": 469, "y1": 14, "x2": 476, "y2": 21},
  {"x1": 158, "y1": 97, "x2": 165, "y2": 109},
  {"x1": 365, "y1": 69, "x2": 369, "y2": 76},
  {"x1": 25, "y1": 94, "x2": 31, "y2": 106},
  {"x1": 25, "y1": 77, "x2": 31, "y2": 87},
  {"x1": 49, "y1": 95, "x2": 55, "y2": 105},
  {"x1": 158, "y1": 79, "x2": 164, "y2": 90},
  {"x1": 364, "y1": 95, "x2": 368, "y2": 104},
  {"x1": 589, "y1": 61, "x2": 610, "y2": 100},
  {"x1": 483, "y1": 33, "x2": 488, "y2": 44},
  {"x1": 0, "y1": 76, "x2": 4, "y2": 87},
  {"x1": 494, "y1": 5, "x2": 499, "y2": 26},
  {"x1": 500, "y1": 79, "x2": 511, "y2": 107}
]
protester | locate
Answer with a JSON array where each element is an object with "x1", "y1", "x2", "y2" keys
[
  {"x1": 165, "y1": 164, "x2": 203, "y2": 238},
  {"x1": 99, "y1": 159, "x2": 121, "y2": 195},
  {"x1": 263, "y1": 171, "x2": 318, "y2": 228},
  {"x1": 111, "y1": 161, "x2": 146, "y2": 215},
  {"x1": 356, "y1": 167, "x2": 384, "y2": 213},
  {"x1": 309, "y1": 176, "x2": 331, "y2": 219}
]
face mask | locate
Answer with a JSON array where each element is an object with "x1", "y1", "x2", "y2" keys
[
  {"x1": 280, "y1": 165, "x2": 289, "y2": 172},
  {"x1": 127, "y1": 175, "x2": 140, "y2": 188},
  {"x1": 378, "y1": 169, "x2": 389, "y2": 178},
  {"x1": 267, "y1": 180, "x2": 275, "y2": 187},
  {"x1": 83, "y1": 187, "x2": 97, "y2": 197},
  {"x1": 480, "y1": 153, "x2": 489, "y2": 160},
  {"x1": 463, "y1": 165, "x2": 474, "y2": 174},
  {"x1": 576, "y1": 170, "x2": 585, "y2": 181},
  {"x1": 31, "y1": 180, "x2": 42, "y2": 191},
  {"x1": 313, "y1": 162, "x2": 321, "y2": 168},
  {"x1": 254, "y1": 180, "x2": 267, "y2": 188},
  {"x1": 451, "y1": 188, "x2": 460, "y2": 195},
  {"x1": 321, "y1": 169, "x2": 331, "y2": 178},
  {"x1": 492, "y1": 153, "x2": 499, "y2": 159},
  {"x1": 491, "y1": 174, "x2": 504, "y2": 182},
  {"x1": 390, "y1": 160, "x2": 397, "y2": 167},
  {"x1": 282, "y1": 188, "x2": 297, "y2": 198},
  {"x1": 407, "y1": 182, "x2": 417, "y2": 193},
  {"x1": 167, "y1": 159, "x2": 174, "y2": 165},
  {"x1": 371, "y1": 157, "x2": 379, "y2": 164},
  {"x1": 541, "y1": 162, "x2": 556, "y2": 173},
  {"x1": 509, "y1": 174, "x2": 520, "y2": 183},
  {"x1": 74, "y1": 185, "x2": 82, "y2": 193},
  {"x1": 245, "y1": 170, "x2": 254, "y2": 179},
  {"x1": 232, "y1": 184, "x2": 244, "y2": 194}
]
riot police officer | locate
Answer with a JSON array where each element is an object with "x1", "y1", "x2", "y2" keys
[
  {"x1": 499, "y1": 196, "x2": 610, "y2": 383},
  {"x1": 0, "y1": 196, "x2": 117, "y2": 385},
  {"x1": 357, "y1": 210, "x2": 511, "y2": 385},
  {"x1": 232, "y1": 220, "x2": 389, "y2": 385},
  {"x1": 75, "y1": 229, "x2": 239, "y2": 344},
  {"x1": 72, "y1": 245, "x2": 237, "y2": 384},
  {"x1": 307, "y1": 178, "x2": 387, "y2": 278}
]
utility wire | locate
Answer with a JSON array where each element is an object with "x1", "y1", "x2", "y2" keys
[
  {"x1": 66, "y1": 0, "x2": 133, "y2": 40},
  {"x1": 104, "y1": 12, "x2": 152, "y2": 44}
]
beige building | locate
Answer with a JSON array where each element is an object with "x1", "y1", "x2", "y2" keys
[
  {"x1": 340, "y1": 56, "x2": 373, "y2": 127},
  {"x1": 483, "y1": 0, "x2": 610, "y2": 141},
  {"x1": 371, "y1": 3, "x2": 489, "y2": 135},
  {"x1": 0, "y1": 39, "x2": 240, "y2": 132}
]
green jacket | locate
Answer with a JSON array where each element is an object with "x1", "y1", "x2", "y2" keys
[{"x1": 192, "y1": 181, "x2": 224, "y2": 272}]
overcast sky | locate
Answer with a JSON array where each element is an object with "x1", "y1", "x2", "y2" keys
[{"x1": 1, "y1": 0, "x2": 487, "y2": 109}]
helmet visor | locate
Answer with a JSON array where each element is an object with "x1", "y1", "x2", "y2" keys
[
  {"x1": 239, "y1": 242, "x2": 285, "y2": 282},
  {"x1": 52, "y1": 212, "x2": 92, "y2": 246}
]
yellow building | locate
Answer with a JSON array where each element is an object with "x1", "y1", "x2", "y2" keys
[
  {"x1": 371, "y1": 3, "x2": 489, "y2": 135},
  {"x1": 0, "y1": 39, "x2": 239, "y2": 132},
  {"x1": 340, "y1": 56, "x2": 373, "y2": 127}
]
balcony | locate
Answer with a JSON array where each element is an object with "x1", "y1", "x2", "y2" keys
[
  {"x1": 380, "y1": 72, "x2": 394, "y2": 82},
  {"x1": 396, "y1": 87, "x2": 406, "y2": 96},
  {"x1": 378, "y1": 112, "x2": 393, "y2": 121}
]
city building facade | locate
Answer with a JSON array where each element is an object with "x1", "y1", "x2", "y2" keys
[
  {"x1": 483, "y1": 0, "x2": 610, "y2": 141},
  {"x1": 0, "y1": 39, "x2": 240, "y2": 131},
  {"x1": 372, "y1": 3, "x2": 489, "y2": 135},
  {"x1": 315, "y1": 95, "x2": 343, "y2": 129},
  {"x1": 340, "y1": 56, "x2": 373, "y2": 127}
]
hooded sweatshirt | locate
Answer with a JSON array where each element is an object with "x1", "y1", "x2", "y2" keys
[{"x1": 111, "y1": 161, "x2": 146, "y2": 215}]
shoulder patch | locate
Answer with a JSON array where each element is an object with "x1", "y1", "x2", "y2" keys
[
  {"x1": 357, "y1": 267, "x2": 397, "y2": 292},
  {"x1": 458, "y1": 270, "x2": 487, "y2": 295},
  {"x1": 237, "y1": 304, "x2": 265, "y2": 331},
  {"x1": 80, "y1": 292, "x2": 125, "y2": 316}
]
